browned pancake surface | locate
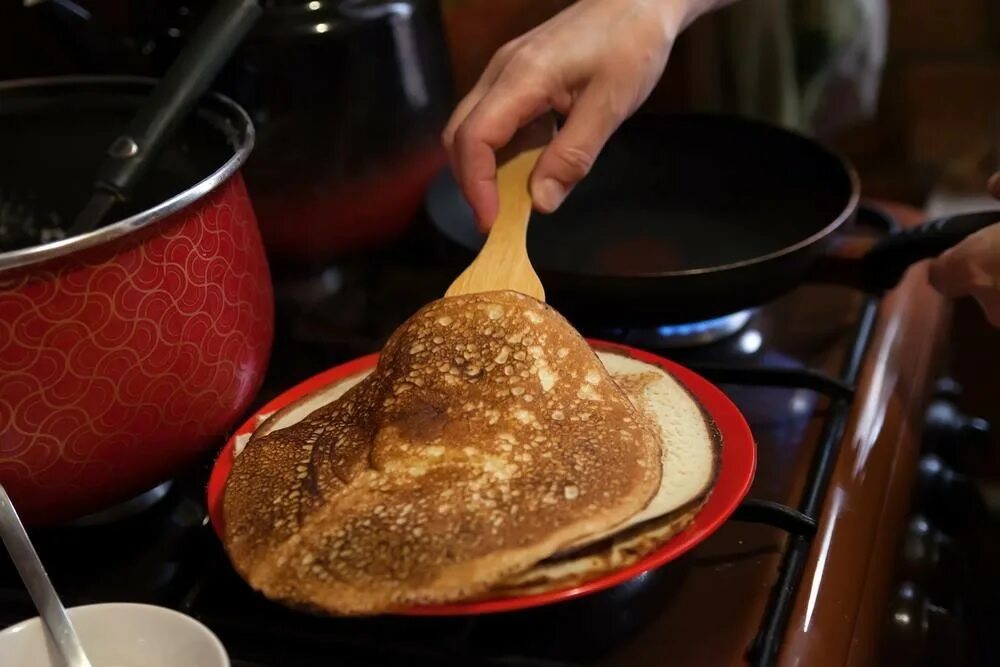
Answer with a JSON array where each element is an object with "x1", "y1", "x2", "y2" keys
[
  {"x1": 487, "y1": 504, "x2": 702, "y2": 597},
  {"x1": 223, "y1": 291, "x2": 661, "y2": 614},
  {"x1": 491, "y1": 349, "x2": 722, "y2": 595}
]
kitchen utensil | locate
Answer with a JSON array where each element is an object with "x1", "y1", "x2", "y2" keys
[
  {"x1": 29, "y1": 0, "x2": 455, "y2": 261},
  {"x1": 0, "y1": 603, "x2": 230, "y2": 667},
  {"x1": 0, "y1": 484, "x2": 93, "y2": 667},
  {"x1": 67, "y1": 0, "x2": 262, "y2": 237},
  {"x1": 445, "y1": 119, "x2": 552, "y2": 300},
  {"x1": 427, "y1": 113, "x2": 1000, "y2": 327},
  {"x1": 0, "y1": 77, "x2": 273, "y2": 525},
  {"x1": 206, "y1": 339, "x2": 756, "y2": 615}
]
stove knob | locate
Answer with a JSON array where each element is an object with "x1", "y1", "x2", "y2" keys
[
  {"x1": 918, "y1": 454, "x2": 965, "y2": 496},
  {"x1": 899, "y1": 515, "x2": 959, "y2": 605},
  {"x1": 924, "y1": 399, "x2": 991, "y2": 460},
  {"x1": 883, "y1": 582, "x2": 962, "y2": 666},
  {"x1": 884, "y1": 582, "x2": 930, "y2": 663},
  {"x1": 916, "y1": 455, "x2": 985, "y2": 531},
  {"x1": 933, "y1": 377, "x2": 963, "y2": 400},
  {"x1": 901, "y1": 515, "x2": 945, "y2": 573}
]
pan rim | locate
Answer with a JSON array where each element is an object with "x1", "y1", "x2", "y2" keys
[
  {"x1": 429, "y1": 111, "x2": 861, "y2": 279},
  {"x1": 0, "y1": 75, "x2": 255, "y2": 274}
]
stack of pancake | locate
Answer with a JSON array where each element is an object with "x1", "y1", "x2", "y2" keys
[{"x1": 223, "y1": 291, "x2": 719, "y2": 615}]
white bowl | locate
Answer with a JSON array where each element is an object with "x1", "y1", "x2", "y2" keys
[{"x1": 0, "y1": 602, "x2": 229, "y2": 667}]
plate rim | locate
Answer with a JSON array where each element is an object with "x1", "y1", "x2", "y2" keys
[{"x1": 206, "y1": 339, "x2": 756, "y2": 616}]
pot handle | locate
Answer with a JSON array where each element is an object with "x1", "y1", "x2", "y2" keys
[
  {"x1": 860, "y1": 210, "x2": 1000, "y2": 292},
  {"x1": 68, "y1": 0, "x2": 261, "y2": 236},
  {"x1": 337, "y1": 0, "x2": 428, "y2": 109},
  {"x1": 337, "y1": 0, "x2": 417, "y2": 26}
]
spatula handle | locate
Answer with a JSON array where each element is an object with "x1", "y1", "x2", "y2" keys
[
  {"x1": 479, "y1": 146, "x2": 543, "y2": 252},
  {"x1": 445, "y1": 116, "x2": 554, "y2": 300}
]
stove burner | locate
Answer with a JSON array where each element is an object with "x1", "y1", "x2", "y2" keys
[{"x1": 621, "y1": 310, "x2": 756, "y2": 348}]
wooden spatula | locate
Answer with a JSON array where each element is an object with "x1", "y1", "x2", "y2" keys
[{"x1": 446, "y1": 117, "x2": 554, "y2": 300}]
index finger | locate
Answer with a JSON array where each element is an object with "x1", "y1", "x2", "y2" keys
[
  {"x1": 928, "y1": 228, "x2": 1000, "y2": 297},
  {"x1": 453, "y1": 81, "x2": 550, "y2": 229}
]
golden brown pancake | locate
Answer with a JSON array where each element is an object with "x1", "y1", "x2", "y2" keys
[
  {"x1": 555, "y1": 350, "x2": 720, "y2": 552},
  {"x1": 488, "y1": 507, "x2": 699, "y2": 597},
  {"x1": 229, "y1": 347, "x2": 720, "y2": 605},
  {"x1": 223, "y1": 291, "x2": 661, "y2": 615},
  {"x1": 493, "y1": 349, "x2": 720, "y2": 594}
]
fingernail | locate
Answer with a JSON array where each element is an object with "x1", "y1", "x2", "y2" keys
[{"x1": 533, "y1": 178, "x2": 566, "y2": 213}]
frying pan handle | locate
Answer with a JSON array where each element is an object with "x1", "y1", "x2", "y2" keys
[
  {"x1": 860, "y1": 210, "x2": 1000, "y2": 292},
  {"x1": 91, "y1": 0, "x2": 262, "y2": 200}
]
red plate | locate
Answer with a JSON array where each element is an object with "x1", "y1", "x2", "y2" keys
[{"x1": 207, "y1": 340, "x2": 756, "y2": 615}]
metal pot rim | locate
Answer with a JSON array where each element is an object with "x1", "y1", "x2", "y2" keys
[{"x1": 0, "y1": 75, "x2": 255, "y2": 274}]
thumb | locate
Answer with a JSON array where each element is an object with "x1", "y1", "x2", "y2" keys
[
  {"x1": 928, "y1": 243, "x2": 978, "y2": 298},
  {"x1": 928, "y1": 227, "x2": 1000, "y2": 297},
  {"x1": 931, "y1": 242, "x2": 1000, "y2": 325},
  {"x1": 530, "y1": 86, "x2": 624, "y2": 213},
  {"x1": 969, "y1": 286, "x2": 1000, "y2": 327}
]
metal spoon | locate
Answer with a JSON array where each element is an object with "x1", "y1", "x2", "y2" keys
[{"x1": 0, "y1": 484, "x2": 93, "y2": 667}]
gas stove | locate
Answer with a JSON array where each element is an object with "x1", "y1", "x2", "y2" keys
[{"x1": 0, "y1": 203, "x2": 976, "y2": 666}]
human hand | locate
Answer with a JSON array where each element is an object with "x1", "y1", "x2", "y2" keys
[
  {"x1": 928, "y1": 173, "x2": 1000, "y2": 325},
  {"x1": 443, "y1": 0, "x2": 726, "y2": 230}
]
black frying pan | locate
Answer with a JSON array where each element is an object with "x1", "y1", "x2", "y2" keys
[{"x1": 427, "y1": 113, "x2": 1000, "y2": 326}]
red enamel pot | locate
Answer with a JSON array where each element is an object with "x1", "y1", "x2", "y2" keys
[{"x1": 0, "y1": 77, "x2": 274, "y2": 525}]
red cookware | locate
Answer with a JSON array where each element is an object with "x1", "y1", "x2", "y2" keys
[
  {"x1": 0, "y1": 77, "x2": 274, "y2": 525},
  {"x1": 206, "y1": 340, "x2": 756, "y2": 615}
]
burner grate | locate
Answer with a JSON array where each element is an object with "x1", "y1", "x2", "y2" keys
[
  {"x1": 724, "y1": 298, "x2": 879, "y2": 666},
  {"x1": 704, "y1": 203, "x2": 897, "y2": 667}
]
